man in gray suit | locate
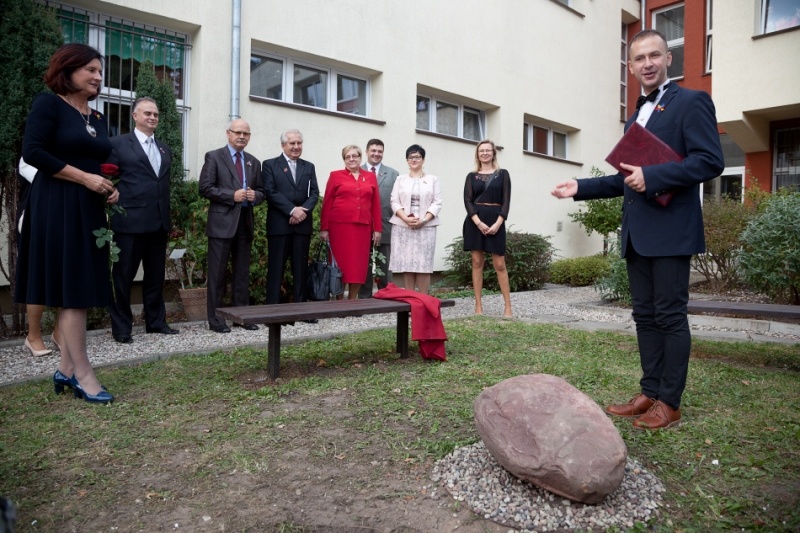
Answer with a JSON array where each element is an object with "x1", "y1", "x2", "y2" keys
[
  {"x1": 199, "y1": 119, "x2": 264, "y2": 333},
  {"x1": 107, "y1": 97, "x2": 178, "y2": 343},
  {"x1": 358, "y1": 139, "x2": 399, "y2": 298}
]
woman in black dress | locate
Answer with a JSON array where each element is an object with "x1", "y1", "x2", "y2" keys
[
  {"x1": 18, "y1": 44, "x2": 119, "y2": 403},
  {"x1": 462, "y1": 140, "x2": 512, "y2": 317}
]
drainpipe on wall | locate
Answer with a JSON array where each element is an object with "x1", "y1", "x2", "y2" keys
[
  {"x1": 230, "y1": 0, "x2": 241, "y2": 120},
  {"x1": 641, "y1": 0, "x2": 646, "y2": 30}
]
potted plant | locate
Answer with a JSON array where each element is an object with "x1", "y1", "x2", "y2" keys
[{"x1": 168, "y1": 180, "x2": 209, "y2": 320}]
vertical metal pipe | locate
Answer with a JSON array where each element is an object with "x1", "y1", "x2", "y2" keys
[{"x1": 230, "y1": 0, "x2": 241, "y2": 120}]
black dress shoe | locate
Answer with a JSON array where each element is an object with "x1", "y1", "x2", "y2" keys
[
  {"x1": 210, "y1": 325, "x2": 231, "y2": 333},
  {"x1": 113, "y1": 334, "x2": 133, "y2": 344},
  {"x1": 234, "y1": 323, "x2": 259, "y2": 331},
  {"x1": 146, "y1": 325, "x2": 180, "y2": 335}
]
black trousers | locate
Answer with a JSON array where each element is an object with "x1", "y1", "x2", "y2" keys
[
  {"x1": 626, "y1": 241, "x2": 691, "y2": 410},
  {"x1": 266, "y1": 233, "x2": 311, "y2": 304},
  {"x1": 109, "y1": 231, "x2": 168, "y2": 336},
  {"x1": 207, "y1": 213, "x2": 252, "y2": 328}
]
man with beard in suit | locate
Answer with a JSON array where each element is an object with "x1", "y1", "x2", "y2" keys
[{"x1": 199, "y1": 119, "x2": 264, "y2": 333}]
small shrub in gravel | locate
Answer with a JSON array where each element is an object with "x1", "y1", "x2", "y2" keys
[
  {"x1": 595, "y1": 236, "x2": 631, "y2": 304},
  {"x1": 549, "y1": 255, "x2": 611, "y2": 286}
]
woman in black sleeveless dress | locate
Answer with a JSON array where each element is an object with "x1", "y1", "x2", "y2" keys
[{"x1": 462, "y1": 140, "x2": 512, "y2": 317}]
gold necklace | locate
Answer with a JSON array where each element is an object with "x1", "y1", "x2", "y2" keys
[{"x1": 61, "y1": 95, "x2": 97, "y2": 137}]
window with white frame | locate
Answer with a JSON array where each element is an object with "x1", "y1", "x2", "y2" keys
[
  {"x1": 250, "y1": 54, "x2": 369, "y2": 116},
  {"x1": 620, "y1": 22, "x2": 628, "y2": 121},
  {"x1": 523, "y1": 122, "x2": 568, "y2": 159},
  {"x1": 416, "y1": 95, "x2": 484, "y2": 141},
  {"x1": 653, "y1": 4, "x2": 685, "y2": 79},
  {"x1": 705, "y1": 0, "x2": 713, "y2": 73},
  {"x1": 47, "y1": 1, "x2": 190, "y2": 156},
  {"x1": 759, "y1": 0, "x2": 800, "y2": 34}
]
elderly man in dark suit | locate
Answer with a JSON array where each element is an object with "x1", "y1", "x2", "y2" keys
[
  {"x1": 199, "y1": 119, "x2": 264, "y2": 333},
  {"x1": 107, "y1": 96, "x2": 178, "y2": 344},
  {"x1": 262, "y1": 129, "x2": 319, "y2": 308},
  {"x1": 358, "y1": 139, "x2": 399, "y2": 299},
  {"x1": 552, "y1": 29, "x2": 724, "y2": 430}
]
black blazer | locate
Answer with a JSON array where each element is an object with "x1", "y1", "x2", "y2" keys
[
  {"x1": 576, "y1": 83, "x2": 724, "y2": 258},
  {"x1": 199, "y1": 146, "x2": 264, "y2": 239},
  {"x1": 107, "y1": 132, "x2": 172, "y2": 234},
  {"x1": 262, "y1": 154, "x2": 319, "y2": 236}
]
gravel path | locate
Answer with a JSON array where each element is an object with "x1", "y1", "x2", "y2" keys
[{"x1": 2, "y1": 285, "x2": 797, "y2": 386}]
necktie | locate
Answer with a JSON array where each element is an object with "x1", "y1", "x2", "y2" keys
[
  {"x1": 234, "y1": 151, "x2": 244, "y2": 186},
  {"x1": 635, "y1": 89, "x2": 660, "y2": 110},
  {"x1": 371, "y1": 166, "x2": 376, "y2": 174},
  {"x1": 288, "y1": 159, "x2": 297, "y2": 182},
  {"x1": 147, "y1": 138, "x2": 160, "y2": 174}
]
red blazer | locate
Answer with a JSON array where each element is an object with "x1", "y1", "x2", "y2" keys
[{"x1": 320, "y1": 169, "x2": 382, "y2": 232}]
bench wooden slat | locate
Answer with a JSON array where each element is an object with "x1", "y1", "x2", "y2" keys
[
  {"x1": 216, "y1": 298, "x2": 455, "y2": 380},
  {"x1": 687, "y1": 300, "x2": 800, "y2": 319}
]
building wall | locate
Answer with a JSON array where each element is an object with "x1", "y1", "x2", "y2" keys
[{"x1": 53, "y1": 0, "x2": 645, "y2": 273}]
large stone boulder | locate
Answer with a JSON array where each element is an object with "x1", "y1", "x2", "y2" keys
[{"x1": 474, "y1": 374, "x2": 627, "y2": 504}]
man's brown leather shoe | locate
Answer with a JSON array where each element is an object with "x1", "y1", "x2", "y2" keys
[
  {"x1": 632, "y1": 400, "x2": 681, "y2": 430},
  {"x1": 604, "y1": 393, "x2": 655, "y2": 418}
]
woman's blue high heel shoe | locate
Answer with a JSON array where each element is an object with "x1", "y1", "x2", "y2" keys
[
  {"x1": 69, "y1": 376, "x2": 114, "y2": 404},
  {"x1": 53, "y1": 370, "x2": 73, "y2": 394}
]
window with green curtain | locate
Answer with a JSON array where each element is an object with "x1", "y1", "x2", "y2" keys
[
  {"x1": 59, "y1": 9, "x2": 89, "y2": 44},
  {"x1": 104, "y1": 21, "x2": 186, "y2": 99}
]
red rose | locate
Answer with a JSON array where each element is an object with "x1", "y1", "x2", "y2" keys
[{"x1": 100, "y1": 163, "x2": 119, "y2": 177}]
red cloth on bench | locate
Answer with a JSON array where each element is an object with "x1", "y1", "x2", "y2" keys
[{"x1": 374, "y1": 283, "x2": 447, "y2": 361}]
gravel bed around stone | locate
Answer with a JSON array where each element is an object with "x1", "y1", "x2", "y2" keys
[
  {"x1": 1, "y1": 285, "x2": 797, "y2": 386},
  {"x1": 432, "y1": 441, "x2": 663, "y2": 532}
]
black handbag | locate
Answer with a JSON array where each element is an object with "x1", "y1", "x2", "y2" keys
[{"x1": 307, "y1": 242, "x2": 344, "y2": 300}]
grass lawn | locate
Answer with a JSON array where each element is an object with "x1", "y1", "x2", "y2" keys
[{"x1": 1, "y1": 317, "x2": 798, "y2": 531}]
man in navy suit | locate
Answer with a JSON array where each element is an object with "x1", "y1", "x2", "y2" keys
[
  {"x1": 262, "y1": 129, "x2": 319, "y2": 307},
  {"x1": 552, "y1": 29, "x2": 724, "y2": 429},
  {"x1": 199, "y1": 119, "x2": 264, "y2": 333},
  {"x1": 107, "y1": 97, "x2": 178, "y2": 343}
]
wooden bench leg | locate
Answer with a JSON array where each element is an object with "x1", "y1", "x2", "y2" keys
[
  {"x1": 397, "y1": 310, "x2": 409, "y2": 358},
  {"x1": 268, "y1": 324, "x2": 282, "y2": 379}
]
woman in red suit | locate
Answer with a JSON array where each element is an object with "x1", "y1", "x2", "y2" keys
[{"x1": 320, "y1": 145, "x2": 382, "y2": 299}]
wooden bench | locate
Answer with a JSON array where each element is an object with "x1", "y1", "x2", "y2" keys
[
  {"x1": 688, "y1": 300, "x2": 800, "y2": 320},
  {"x1": 216, "y1": 298, "x2": 455, "y2": 379}
]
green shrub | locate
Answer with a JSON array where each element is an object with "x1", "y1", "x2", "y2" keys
[
  {"x1": 737, "y1": 192, "x2": 800, "y2": 304},
  {"x1": 691, "y1": 197, "x2": 759, "y2": 291},
  {"x1": 595, "y1": 235, "x2": 631, "y2": 304},
  {"x1": 549, "y1": 255, "x2": 611, "y2": 286},
  {"x1": 567, "y1": 167, "x2": 622, "y2": 255},
  {"x1": 443, "y1": 229, "x2": 554, "y2": 292}
]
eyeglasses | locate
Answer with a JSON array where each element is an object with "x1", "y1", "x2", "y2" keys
[
  {"x1": 228, "y1": 130, "x2": 251, "y2": 137},
  {"x1": 407, "y1": 156, "x2": 423, "y2": 161},
  {"x1": 345, "y1": 155, "x2": 361, "y2": 160}
]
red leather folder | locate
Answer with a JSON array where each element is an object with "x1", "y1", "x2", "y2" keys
[{"x1": 605, "y1": 122, "x2": 684, "y2": 206}]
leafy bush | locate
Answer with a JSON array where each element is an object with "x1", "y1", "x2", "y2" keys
[
  {"x1": 738, "y1": 192, "x2": 800, "y2": 304},
  {"x1": 595, "y1": 235, "x2": 631, "y2": 304},
  {"x1": 691, "y1": 197, "x2": 759, "y2": 291},
  {"x1": 567, "y1": 167, "x2": 622, "y2": 255},
  {"x1": 549, "y1": 255, "x2": 611, "y2": 286},
  {"x1": 443, "y1": 229, "x2": 554, "y2": 292}
]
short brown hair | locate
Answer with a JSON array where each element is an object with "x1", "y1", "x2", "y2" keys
[
  {"x1": 44, "y1": 44, "x2": 104, "y2": 100},
  {"x1": 629, "y1": 29, "x2": 669, "y2": 55}
]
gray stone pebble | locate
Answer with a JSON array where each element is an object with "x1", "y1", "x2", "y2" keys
[{"x1": 432, "y1": 441, "x2": 664, "y2": 532}]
